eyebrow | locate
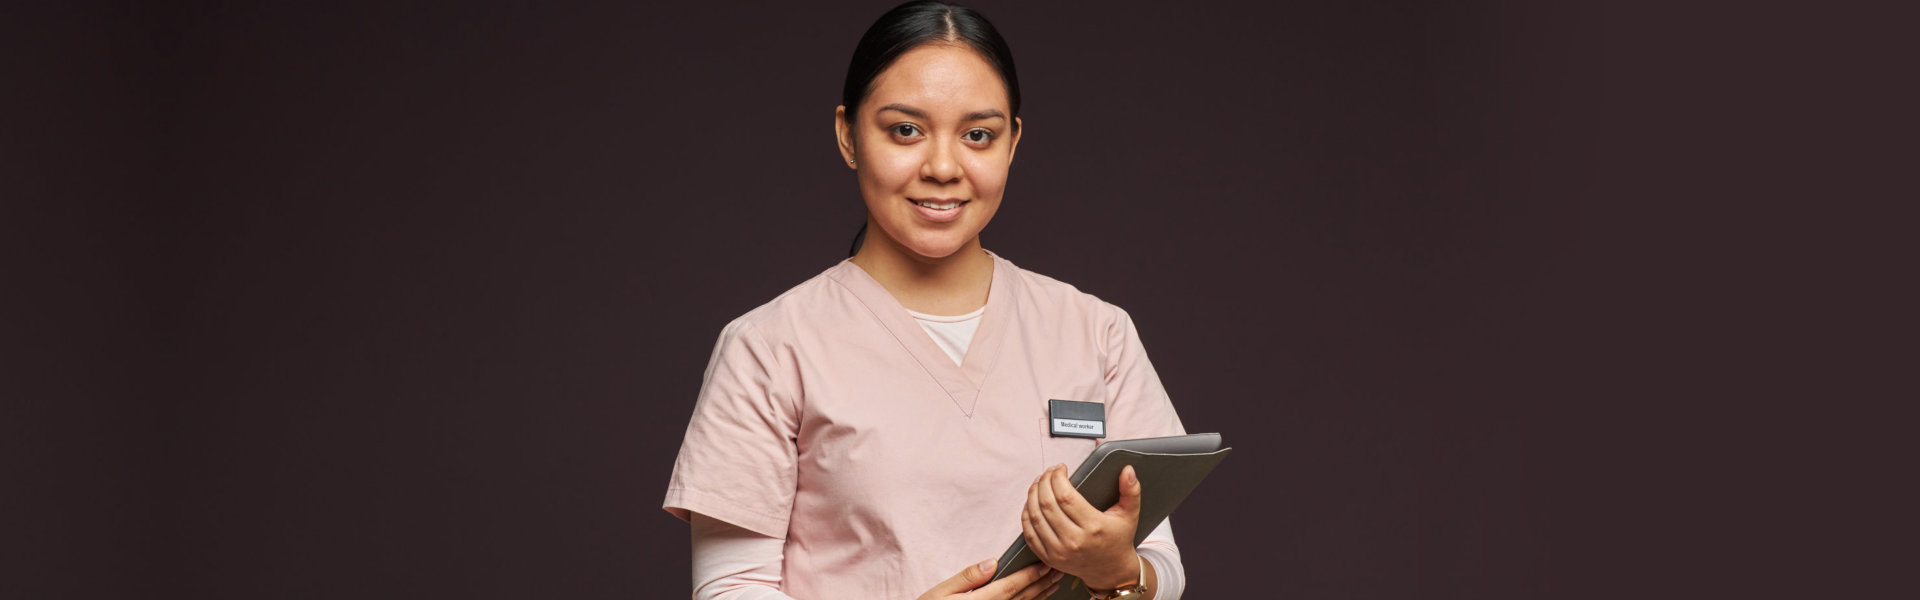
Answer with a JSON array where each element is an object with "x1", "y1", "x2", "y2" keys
[{"x1": 877, "y1": 103, "x2": 1007, "y2": 122}]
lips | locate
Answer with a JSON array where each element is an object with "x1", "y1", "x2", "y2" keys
[
  {"x1": 908, "y1": 197, "x2": 968, "y2": 223},
  {"x1": 913, "y1": 198, "x2": 965, "y2": 210}
]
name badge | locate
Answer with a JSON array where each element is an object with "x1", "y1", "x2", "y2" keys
[{"x1": 1048, "y1": 399, "x2": 1106, "y2": 438}]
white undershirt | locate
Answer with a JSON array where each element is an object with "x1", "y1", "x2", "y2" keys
[{"x1": 906, "y1": 305, "x2": 987, "y2": 365}]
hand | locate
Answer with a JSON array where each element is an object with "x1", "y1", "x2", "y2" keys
[
  {"x1": 916, "y1": 558, "x2": 1062, "y2": 600},
  {"x1": 1021, "y1": 464, "x2": 1143, "y2": 591}
]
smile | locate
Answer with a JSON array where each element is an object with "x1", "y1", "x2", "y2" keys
[
  {"x1": 908, "y1": 197, "x2": 968, "y2": 223},
  {"x1": 913, "y1": 198, "x2": 965, "y2": 210}
]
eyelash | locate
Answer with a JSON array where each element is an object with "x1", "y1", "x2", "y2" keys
[{"x1": 889, "y1": 124, "x2": 996, "y2": 145}]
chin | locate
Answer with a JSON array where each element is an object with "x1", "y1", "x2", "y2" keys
[
  {"x1": 899, "y1": 234, "x2": 973, "y2": 260},
  {"x1": 904, "y1": 243, "x2": 967, "y2": 260}
]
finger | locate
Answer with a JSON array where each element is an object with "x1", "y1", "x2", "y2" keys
[
  {"x1": 1020, "y1": 502, "x2": 1044, "y2": 556},
  {"x1": 925, "y1": 557, "x2": 997, "y2": 596},
  {"x1": 978, "y1": 563, "x2": 1053, "y2": 598},
  {"x1": 1025, "y1": 470, "x2": 1065, "y2": 553},
  {"x1": 1044, "y1": 463, "x2": 1105, "y2": 524},
  {"x1": 1108, "y1": 464, "x2": 1143, "y2": 520},
  {"x1": 1026, "y1": 471, "x2": 1063, "y2": 552},
  {"x1": 1010, "y1": 568, "x2": 1065, "y2": 600},
  {"x1": 1034, "y1": 580, "x2": 1062, "y2": 600},
  {"x1": 1035, "y1": 465, "x2": 1084, "y2": 535}
]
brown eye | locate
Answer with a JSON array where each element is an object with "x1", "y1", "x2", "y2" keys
[
  {"x1": 891, "y1": 124, "x2": 921, "y2": 138},
  {"x1": 965, "y1": 129, "x2": 994, "y2": 143}
]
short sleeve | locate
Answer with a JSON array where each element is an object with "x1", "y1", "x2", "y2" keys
[
  {"x1": 1102, "y1": 306, "x2": 1187, "y2": 441},
  {"x1": 664, "y1": 317, "x2": 802, "y2": 539}
]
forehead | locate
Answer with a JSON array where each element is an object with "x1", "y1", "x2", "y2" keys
[{"x1": 866, "y1": 43, "x2": 1010, "y2": 114}]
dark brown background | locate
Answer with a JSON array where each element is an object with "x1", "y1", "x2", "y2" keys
[{"x1": 5, "y1": 1, "x2": 1908, "y2": 599}]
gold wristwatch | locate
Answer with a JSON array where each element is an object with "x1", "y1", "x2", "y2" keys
[
  {"x1": 1088, "y1": 554, "x2": 1149, "y2": 600},
  {"x1": 1089, "y1": 582, "x2": 1149, "y2": 600}
]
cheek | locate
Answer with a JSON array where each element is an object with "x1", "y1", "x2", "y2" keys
[
  {"x1": 963, "y1": 157, "x2": 1010, "y2": 199},
  {"x1": 856, "y1": 157, "x2": 915, "y2": 204}
]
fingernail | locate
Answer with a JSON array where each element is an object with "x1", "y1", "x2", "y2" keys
[
  {"x1": 978, "y1": 558, "x2": 996, "y2": 575},
  {"x1": 1049, "y1": 571, "x2": 1065, "y2": 583}
]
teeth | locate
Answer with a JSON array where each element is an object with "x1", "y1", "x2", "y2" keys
[{"x1": 915, "y1": 200, "x2": 961, "y2": 210}]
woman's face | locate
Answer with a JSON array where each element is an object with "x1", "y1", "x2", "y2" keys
[{"x1": 837, "y1": 43, "x2": 1021, "y2": 261}]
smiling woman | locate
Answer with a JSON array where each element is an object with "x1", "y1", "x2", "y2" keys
[
  {"x1": 831, "y1": 1, "x2": 1023, "y2": 316},
  {"x1": 837, "y1": 40, "x2": 1020, "y2": 315},
  {"x1": 664, "y1": 3, "x2": 1189, "y2": 599}
]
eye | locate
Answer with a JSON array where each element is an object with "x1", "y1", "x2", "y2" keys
[
  {"x1": 964, "y1": 129, "x2": 995, "y2": 144},
  {"x1": 890, "y1": 124, "x2": 922, "y2": 139}
]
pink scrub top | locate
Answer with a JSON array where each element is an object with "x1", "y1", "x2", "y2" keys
[{"x1": 664, "y1": 252, "x2": 1186, "y2": 599}]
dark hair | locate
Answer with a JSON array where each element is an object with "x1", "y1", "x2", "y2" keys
[{"x1": 844, "y1": 1, "x2": 1021, "y2": 256}]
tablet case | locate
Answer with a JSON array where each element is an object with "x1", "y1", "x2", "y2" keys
[{"x1": 989, "y1": 433, "x2": 1231, "y2": 599}]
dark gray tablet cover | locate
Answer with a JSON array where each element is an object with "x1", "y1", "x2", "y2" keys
[{"x1": 989, "y1": 433, "x2": 1231, "y2": 599}]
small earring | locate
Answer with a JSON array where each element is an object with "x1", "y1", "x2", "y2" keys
[{"x1": 850, "y1": 159, "x2": 857, "y2": 166}]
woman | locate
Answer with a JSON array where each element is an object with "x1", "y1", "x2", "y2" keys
[{"x1": 664, "y1": 3, "x2": 1188, "y2": 599}]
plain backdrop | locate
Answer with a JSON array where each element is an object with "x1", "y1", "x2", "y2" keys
[{"x1": 5, "y1": 1, "x2": 1911, "y2": 599}]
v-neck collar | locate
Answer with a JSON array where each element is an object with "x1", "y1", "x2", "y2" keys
[{"x1": 827, "y1": 251, "x2": 1015, "y2": 418}]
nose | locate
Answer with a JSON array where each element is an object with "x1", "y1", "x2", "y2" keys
[{"x1": 920, "y1": 138, "x2": 962, "y2": 184}]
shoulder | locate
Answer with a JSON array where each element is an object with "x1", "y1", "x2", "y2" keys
[
  {"x1": 717, "y1": 260, "x2": 870, "y2": 347},
  {"x1": 995, "y1": 253, "x2": 1134, "y2": 335}
]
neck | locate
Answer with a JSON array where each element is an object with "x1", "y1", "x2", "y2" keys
[{"x1": 849, "y1": 221, "x2": 993, "y2": 316}]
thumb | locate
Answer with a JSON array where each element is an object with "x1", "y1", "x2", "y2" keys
[
  {"x1": 1109, "y1": 465, "x2": 1143, "y2": 519},
  {"x1": 927, "y1": 558, "x2": 996, "y2": 596}
]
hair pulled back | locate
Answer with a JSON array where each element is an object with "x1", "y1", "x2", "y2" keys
[
  {"x1": 842, "y1": 1, "x2": 1021, "y2": 127},
  {"x1": 843, "y1": 1, "x2": 1021, "y2": 256}
]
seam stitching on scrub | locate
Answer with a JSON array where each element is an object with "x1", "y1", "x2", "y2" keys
[
  {"x1": 735, "y1": 319, "x2": 797, "y2": 416},
  {"x1": 666, "y1": 487, "x2": 791, "y2": 539},
  {"x1": 963, "y1": 254, "x2": 1013, "y2": 394},
  {"x1": 822, "y1": 269, "x2": 963, "y2": 414}
]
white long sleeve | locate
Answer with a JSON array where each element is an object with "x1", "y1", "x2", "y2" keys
[
  {"x1": 690, "y1": 513, "x2": 795, "y2": 600},
  {"x1": 1137, "y1": 519, "x2": 1185, "y2": 599}
]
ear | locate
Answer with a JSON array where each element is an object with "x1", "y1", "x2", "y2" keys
[
  {"x1": 835, "y1": 105, "x2": 857, "y2": 170},
  {"x1": 1006, "y1": 116, "x2": 1023, "y2": 165}
]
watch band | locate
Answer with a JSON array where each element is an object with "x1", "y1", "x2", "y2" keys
[{"x1": 1088, "y1": 554, "x2": 1149, "y2": 600}]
